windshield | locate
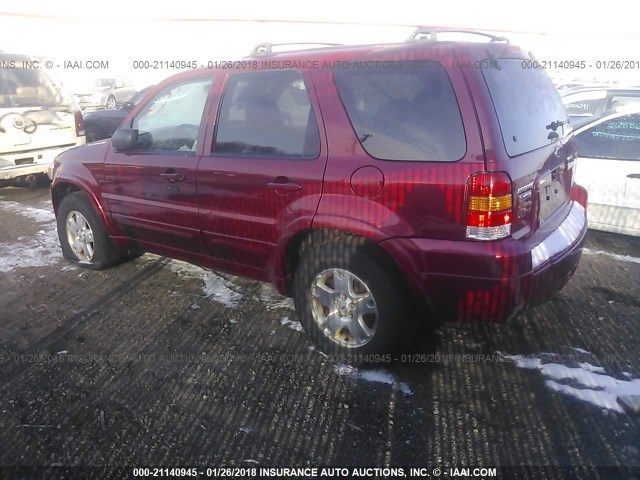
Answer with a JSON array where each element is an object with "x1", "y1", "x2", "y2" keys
[{"x1": 95, "y1": 78, "x2": 115, "y2": 88}]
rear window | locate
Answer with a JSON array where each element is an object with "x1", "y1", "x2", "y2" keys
[
  {"x1": 482, "y1": 59, "x2": 568, "y2": 157},
  {"x1": 0, "y1": 60, "x2": 69, "y2": 108},
  {"x1": 333, "y1": 62, "x2": 466, "y2": 162}
]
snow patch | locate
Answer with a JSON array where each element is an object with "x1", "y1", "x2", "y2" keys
[
  {"x1": 259, "y1": 284, "x2": 294, "y2": 310},
  {"x1": 202, "y1": 273, "x2": 243, "y2": 308},
  {"x1": 334, "y1": 364, "x2": 413, "y2": 396},
  {"x1": 168, "y1": 260, "x2": 243, "y2": 308},
  {"x1": 0, "y1": 200, "x2": 63, "y2": 272},
  {"x1": 505, "y1": 353, "x2": 640, "y2": 413},
  {"x1": 583, "y1": 248, "x2": 640, "y2": 265},
  {"x1": 279, "y1": 316, "x2": 303, "y2": 332},
  {"x1": 0, "y1": 228, "x2": 61, "y2": 272},
  {"x1": 570, "y1": 347, "x2": 591, "y2": 355},
  {"x1": 0, "y1": 201, "x2": 56, "y2": 224}
]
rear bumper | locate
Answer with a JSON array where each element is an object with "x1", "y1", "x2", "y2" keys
[
  {"x1": 0, "y1": 140, "x2": 85, "y2": 181},
  {"x1": 380, "y1": 200, "x2": 588, "y2": 322}
]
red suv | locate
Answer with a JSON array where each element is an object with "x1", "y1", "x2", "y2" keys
[{"x1": 51, "y1": 29, "x2": 588, "y2": 356}]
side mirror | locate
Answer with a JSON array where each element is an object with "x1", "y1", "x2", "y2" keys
[
  {"x1": 112, "y1": 129, "x2": 138, "y2": 151},
  {"x1": 121, "y1": 100, "x2": 134, "y2": 111}
]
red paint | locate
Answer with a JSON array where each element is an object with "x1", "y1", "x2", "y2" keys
[{"x1": 51, "y1": 37, "x2": 588, "y2": 323}]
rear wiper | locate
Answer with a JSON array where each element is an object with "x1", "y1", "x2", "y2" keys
[{"x1": 546, "y1": 120, "x2": 566, "y2": 140}]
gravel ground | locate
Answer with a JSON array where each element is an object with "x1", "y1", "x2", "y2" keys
[{"x1": 0, "y1": 185, "x2": 638, "y2": 476}]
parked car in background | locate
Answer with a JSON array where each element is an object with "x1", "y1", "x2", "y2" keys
[
  {"x1": 84, "y1": 85, "x2": 154, "y2": 142},
  {"x1": 0, "y1": 52, "x2": 85, "y2": 188},
  {"x1": 562, "y1": 87, "x2": 640, "y2": 126},
  {"x1": 573, "y1": 106, "x2": 640, "y2": 237},
  {"x1": 51, "y1": 29, "x2": 588, "y2": 356},
  {"x1": 74, "y1": 77, "x2": 136, "y2": 110}
]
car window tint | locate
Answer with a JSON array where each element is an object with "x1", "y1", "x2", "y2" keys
[
  {"x1": 576, "y1": 114, "x2": 640, "y2": 161},
  {"x1": 214, "y1": 70, "x2": 320, "y2": 158},
  {"x1": 132, "y1": 78, "x2": 212, "y2": 155},
  {"x1": 483, "y1": 59, "x2": 568, "y2": 157},
  {"x1": 333, "y1": 62, "x2": 466, "y2": 162}
]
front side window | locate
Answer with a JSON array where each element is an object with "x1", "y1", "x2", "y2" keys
[
  {"x1": 333, "y1": 61, "x2": 466, "y2": 162},
  {"x1": 131, "y1": 77, "x2": 212, "y2": 154},
  {"x1": 214, "y1": 70, "x2": 320, "y2": 158},
  {"x1": 576, "y1": 114, "x2": 640, "y2": 161}
]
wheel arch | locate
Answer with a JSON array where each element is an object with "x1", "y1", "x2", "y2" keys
[
  {"x1": 51, "y1": 179, "x2": 128, "y2": 248},
  {"x1": 281, "y1": 228, "x2": 412, "y2": 303}
]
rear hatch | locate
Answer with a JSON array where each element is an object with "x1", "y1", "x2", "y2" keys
[
  {"x1": 1, "y1": 58, "x2": 78, "y2": 158},
  {"x1": 471, "y1": 50, "x2": 576, "y2": 239}
]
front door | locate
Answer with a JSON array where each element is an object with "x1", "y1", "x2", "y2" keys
[{"x1": 102, "y1": 76, "x2": 214, "y2": 252}]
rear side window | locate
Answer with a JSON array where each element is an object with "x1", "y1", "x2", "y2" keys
[
  {"x1": 483, "y1": 60, "x2": 568, "y2": 157},
  {"x1": 214, "y1": 70, "x2": 320, "y2": 158},
  {"x1": 333, "y1": 62, "x2": 466, "y2": 162},
  {"x1": 576, "y1": 114, "x2": 640, "y2": 161}
]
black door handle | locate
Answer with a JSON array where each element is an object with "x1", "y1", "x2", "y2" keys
[
  {"x1": 267, "y1": 177, "x2": 302, "y2": 193},
  {"x1": 627, "y1": 173, "x2": 640, "y2": 179},
  {"x1": 161, "y1": 171, "x2": 185, "y2": 182}
]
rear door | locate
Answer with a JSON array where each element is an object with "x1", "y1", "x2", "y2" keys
[
  {"x1": 197, "y1": 69, "x2": 326, "y2": 273},
  {"x1": 477, "y1": 55, "x2": 575, "y2": 237},
  {"x1": 574, "y1": 112, "x2": 640, "y2": 235},
  {"x1": 102, "y1": 76, "x2": 213, "y2": 252}
]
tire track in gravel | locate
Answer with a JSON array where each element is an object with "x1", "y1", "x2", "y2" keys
[{"x1": 0, "y1": 257, "x2": 170, "y2": 380}]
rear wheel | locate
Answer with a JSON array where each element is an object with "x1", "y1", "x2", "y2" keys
[
  {"x1": 294, "y1": 237, "x2": 412, "y2": 358},
  {"x1": 56, "y1": 192, "x2": 122, "y2": 269}
]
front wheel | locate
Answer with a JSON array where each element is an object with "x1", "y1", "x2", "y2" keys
[
  {"x1": 294, "y1": 237, "x2": 412, "y2": 357},
  {"x1": 105, "y1": 95, "x2": 117, "y2": 109},
  {"x1": 56, "y1": 192, "x2": 122, "y2": 269}
]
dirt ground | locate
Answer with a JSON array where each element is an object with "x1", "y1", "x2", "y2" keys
[{"x1": 0, "y1": 185, "x2": 639, "y2": 476}]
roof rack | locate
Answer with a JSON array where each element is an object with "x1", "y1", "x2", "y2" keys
[
  {"x1": 406, "y1": 28, "x2": 509, "y2": 44},
  {"x1": 249, "y1": 42, "x2": 343, "y2": 57}
]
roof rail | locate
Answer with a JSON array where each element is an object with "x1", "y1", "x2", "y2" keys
[
  {"x1": 248, "y1": 42, "x2": 342, "y2": 57},
  {"x1": 406, "y1": 28, "x2": 509, "y2": 44}
]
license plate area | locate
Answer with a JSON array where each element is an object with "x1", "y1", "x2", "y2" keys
[
  {"x1": 15, "y1": 157, "x2": 34, "y2": 166},
  {"x1": 538, "y1": 168, "x2": 569, "y2": 225}
]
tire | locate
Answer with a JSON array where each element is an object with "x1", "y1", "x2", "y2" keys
[
  {"x1": 105, "y1": 95, "x2": 117, "y2": 109},
  {"x1": 56, "y1": 192, "x2": 122, "y2": 270},
  {"x1": 294, "y1": 237, "x2": 413, "y2": 358}
]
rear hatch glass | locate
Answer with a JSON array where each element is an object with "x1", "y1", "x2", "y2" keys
[
  {"x1": 1, "y1": 57, "x2": 77, "y2": 155},
  {"x1": 482, "y1": 59, "x2": 574, "y2": 228}
]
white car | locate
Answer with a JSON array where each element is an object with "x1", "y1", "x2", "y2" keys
[
  {"x1": 573, "y1": 106, "x2": 640, "y2": 236},
  {"x1": 0, "y1": 53, "x2": 85, "y2": 187}
]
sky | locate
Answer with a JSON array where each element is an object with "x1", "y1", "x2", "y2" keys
[{"x1": 1, "y1": 1, "x2": 638, "y2": 88}]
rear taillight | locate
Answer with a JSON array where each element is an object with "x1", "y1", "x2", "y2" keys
[
  {"x1": 465, "y1": 171, "x2": 513, "y2": 240},
  {"x1": 74, "y1": 110, "x2": 85, "y2": 137}
]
